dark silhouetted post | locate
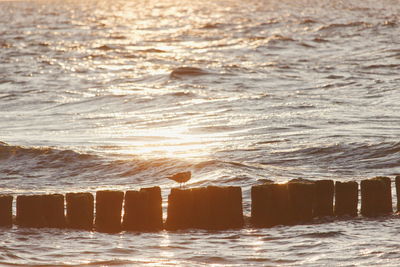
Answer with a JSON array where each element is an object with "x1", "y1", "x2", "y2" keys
[
  {"x1": 123, "y1": 190, "x2": 144, "y2": 230},
  {"x1": 251, "y1": 183, "x2": 291, "y2": 227},
  {"x1": 208, "y1": 186, "x2": 243, "y2": 229},
  {"x1": 43, "y1": 194, "x2": 65, "y2": 228},
  {"x1": 191, "y1": 187, "x2": 211, "y2": 229},
  {"x1": 123, "y1": 187, "x2": 162, "y2": 231},
  {"x1": 396, "y1": 176, "x2": 400, "y2": 212},
  {"x1": 16, "y1": 195, "x2": 46, "y2": 227},
  {"x1": 95, "y1": 190, "x2": 124, "y2": 233},
  {"x1": 334, "y1": 181, "x2": 358, "y2": 216},
  {"x1": 288, "y1": 181, "x2": 316, "y2": 223},
  {"x1": 313, "y1": 180, "x2": 334, "y2": 217},
  {"x1": 228, "y1": 186, "x2": 244, "y2": 228},
  {"x1": 361, "y1": 177, "x2": 392, "y2": 217},
  {"x1": 376, "y1": 176, "x2": 392, "y2": 214},
  {"x1": 361, "y1": 179, "x2": 380, "y2": 217},
  {"x1": 0, "y1": 195, "x2": 13, "y2": 227},
  {"x1": 166, "y1": 188, "x2": 193, "y2": 230},
  {"x1": 141, "y1": 187, "x2": 163, "y2": 230},
  {"x1": 166, "y1": 186, "x2": 243, "y2": 230},
  {"x1": 66, "y1": 192, "x2": 94, "y2": 230}
]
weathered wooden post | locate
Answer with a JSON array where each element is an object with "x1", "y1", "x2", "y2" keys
[
  {"x1": 376, "y1": 176, "x2": 392, "y2": 214},
  {"x1": 123, "y1": 190, "x2": 144, "y2": 230},
  {"x1": 16, "y1": 195, "x2": 46, "y2": 228},
  {"x1": 0, "y1": 195, "x2": 13, "y2": 227},
  {"x1": 208, "y1": 186, "x2": 243, "y2": 229},
  {"x1": 229, "y1": 186, "x2": 244, "y2": 228},
  {"x1": 334, "y1": 181, "x2": 358, "y2": 216},
  {"x1": 396, "y1": 176, "x2": 400, "y2": 212},
  {"x1": 141, "y1": 187, "x2": 163, "y2": 230},
  {"x1": 95, "y1": 190, "x2": 124, "y2": 233},
  {"x1": 288, "y1": 181, "x2": 316, "y2": 223},
  {"x1": 123, "y1": 186, "x2": 162, "y2": 231},
  {"x1": 361, "y1": 177, "x2": 392, "y2": 217},
  {"x1": 42, "y1": 194, "x2": 65, "y2": 228},
  {"x1": 251, "y1": 183, "x2": 291, "y2": 227},
  {"x1": 191, "y1": 187, "x2": 211, "y2": 229},
  {"x1": 166, "y1": 188, "x2": 193, "y2": 230},
  {"x1": 166, "y1": 186, "x2": 243, "y2": 230},
  {"x1": 313, "y1": 180, "x2": 334, "y2": 217},
  {"x1": 66, "y1": 192, "x2": 94, "y2": 230}
]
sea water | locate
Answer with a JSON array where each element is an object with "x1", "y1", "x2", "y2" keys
[{"x1": 1, "y1": 0, "x2": 400, "y2": 265}]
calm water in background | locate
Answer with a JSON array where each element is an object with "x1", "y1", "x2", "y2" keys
[{"x1": 1, "y1": 0, "x2": 400, "y2": 265}]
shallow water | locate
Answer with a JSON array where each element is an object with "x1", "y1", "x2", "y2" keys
[{"x1": 1, "y1": 0, "x2": 400, "y2": 265}]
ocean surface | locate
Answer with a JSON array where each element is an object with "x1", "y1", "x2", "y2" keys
[{"x1": 1, "y1": 0, "x2": 400, "y2": 265}]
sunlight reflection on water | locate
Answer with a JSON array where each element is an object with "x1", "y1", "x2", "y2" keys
[{"x1": 1, "y1": 0, "x2": 400, "y2": 265}]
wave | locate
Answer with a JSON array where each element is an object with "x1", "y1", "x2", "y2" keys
[
  {"x1": 382, "y1": 20, "x2": 397, "y2": 27},
  {"x1": 166, "y1": 91, "x2": 197, "y2": 98},
  {"x1": 292, "y1": 142, "x2": 400, "y2": 160},
  {"x1": 265, "y1": 141, "x2": 400, "y2": 173},
  {"x1": 0, "y1": 142, "x2": 262, "y2": 191},
  {"x1": 0, "y1": 142, "x2": 194, "y2": 187},
  {"x1": 2, "y1": 140, "x2": 400, "y2": 191},
  {"x1": 170, "y1": 67, "x2": 210, "y2": 78},
  {"x1": 362, "y1": 64, "x2": 400, "y2": 70},
  {"x1": 136, "y1": 48, "x2": 166, "y2": 53},
  {"x1": 313, "y1": 37, "x2": 329, "y2": 43},
  {"x1": 0, "y1": 142, "x2": 96, "y2": 164},
  {"x1": 299, "y1": 231, "x2": 344, "y2": 238},
  {"x1": 266, "y1": 34, "x2": 295, "y2": 44},
  {"x1": 0, "y1": 41, "x2": 12, "y2": 48},
  {"x1": 299, "y1": 19, "x2": 318, "y2": 24},
  {"x1": 317, "y1": 21, "x2": 372, "y2": 32},
  {"x1": 201, "y1": 23, "x2": 225, "y2": 29},
  {"x1": 95, "y1": 44, "x2": 124, "y2": 51}
]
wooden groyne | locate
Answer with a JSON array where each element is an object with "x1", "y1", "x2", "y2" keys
[{"x1": 1, "y1": 176, "x2": 400, "y2": 232}]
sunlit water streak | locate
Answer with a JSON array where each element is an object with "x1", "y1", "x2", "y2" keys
[{"x1": 1, "y1": 0, "x2": 400, "y2": 265}]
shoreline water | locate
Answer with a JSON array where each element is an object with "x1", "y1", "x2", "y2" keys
[{"x1": 1, "y1": 0, "x2": 400, "y2": 265}]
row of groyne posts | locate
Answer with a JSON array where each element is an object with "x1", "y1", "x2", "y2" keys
[{"x1": 1, "y1": 176, "x2": 400, "y2": 232}]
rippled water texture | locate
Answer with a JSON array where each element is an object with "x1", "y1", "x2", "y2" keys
[{"x1": 1, "y1": 0, "x2": 400, "y2": 265}]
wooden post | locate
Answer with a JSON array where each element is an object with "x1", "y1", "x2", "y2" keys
[
  {"x1": 141, "y1": 187, "x2": 163, "y2": 230},
  {"x1": 95, "y1": 190, "x2": 124, "y2": 233},
  {"x1": 361, "y1": 177, "x2": 392, "y2": 217},
  {"x1": 375, "y1": 176, "x2": 392, "y2": 214},
  {"x1": 396, "y1": 176, "x2": 400, "y2": 212},
  {"x1": 123, "y1": 187, "x2": 162, "y2": 231},
  {"x1": 123, "y1": 190, "x2": 144, "y2": 231},
  {"x1": 208, "y1": 186, "x2": 243, "y2": 229},
  {"x1": 166, "y1": 188, "x2": 193, "y2": 230},
  {"x1": 251, "y1": 183, "x2": 290, "y2": 227},
  {"x1": 16, "y1": 195, "x2": 46, "y2": 228},
  {"x1": 191, "y1": 187, "x2": 211, "y2": 229},
  {"x1": 228, "y1": 186, "x2": 244, "y2": 228},
  {"x1": 288, "y1": 181, "x2": 316, "y2": 223},
  {"x1": 334, "y1": 181, "x2": 358, "y2": 216},
  {"x1": 313, "y1": 180, "x2": 334, "y2": 217},
  {"x1": 43, "y1": 194, "x2": 65, "y2": 228},
  {"x1": 166, "y1": 186, "x2": 243, "y2": 230},
  {"x1": 0, "y1": 195, "x2": 13, "y2": 227},
  {"x1": 66, "y1": 192, "x2": 94, "y2": 230}
]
